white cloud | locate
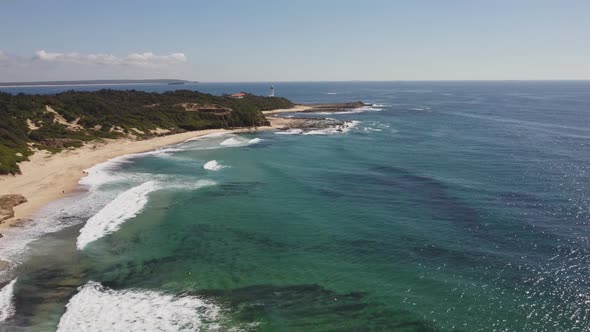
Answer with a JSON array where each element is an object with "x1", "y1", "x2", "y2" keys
[
  {"x1": 122, "y1": 52, "x2": 187, "y2": 66},
  {"x1": 33, "y1": 50, "x2": 187, "y2": 67},
  {"x1": 0, "y1": 50, "x2": 25, "y2": 67}
]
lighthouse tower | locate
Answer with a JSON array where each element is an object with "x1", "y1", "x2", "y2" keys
[{"x1": 269, "y1": 84, "x2": 275, "y2": 97}]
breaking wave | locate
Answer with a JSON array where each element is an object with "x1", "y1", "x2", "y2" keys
[
  {"x1": 350, "y1": 105, "x2": 384, "y2": 113},
  {"x1": 77, "y1": 181, "x2": 158, "y2": 250},
  {"x1": 183, "y1": 132, "x2": 230, "y2": 143},
  {"x1": 220, "y1": 137, "x2": 263, "y2": 147},
  {"x1": 79, "y1": 155, "x2": 130, "y2": 190},
  {"x1": 303, "y1": 121, "x2": 360, "y2": 135},
  {"x1": 274, "y1": 121, "x2": 360, "y2": 136},
  {"x1": 0, "y1": 278, "x2": 17, "y2": 322},
  {"x1": 306, "y1": 104, "x2": 384, "y2": 115},
  {"x1": 57, "y1": 281, "x2": 221, "y2": 331},
  {"x1": 79, "y1": 145, "x2": 192, "y2": 190},
  {"x1": 275, "y1": 129, "x2": 304, "y2": 135},
  {"x1": 0, "y1": 191, "x2": 114, "y2": 280},
  {"x1": 169, "y1": 179, "x2": 217, "y2": 191},
  {"x1": 203, "y1": 160, "x2": 225, "y2": 171}
]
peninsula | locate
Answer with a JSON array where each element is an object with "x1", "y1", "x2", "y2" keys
[
  {"x1": 0, "y1": 89, "x2": 363, "y2": 226},
  {"x1": 0, "y1": 89, "x2": 290, "y2": 225}
]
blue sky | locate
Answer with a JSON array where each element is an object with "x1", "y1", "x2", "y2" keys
[{"x1": 1, "y1": 0, "x2": 589, "y2": 82}]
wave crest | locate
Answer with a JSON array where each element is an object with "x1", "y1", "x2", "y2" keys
[
  {"x1": 0, "y1": 278, "x2": 17, "y2": 322},
  {"x1": 57, "y1": 281, "x2": 220, "y2": 331},
  {"x1": 203, "y1": 160, "x2": 225, "y2": 171},
  {"x1": 77, "y1": 181, "x2": 158, "y2": 250},
  {"x1": 220, "y1": 137, "x2": 263, "y2": 147}
]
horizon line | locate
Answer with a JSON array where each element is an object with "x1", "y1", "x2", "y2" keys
[{"x1": 2, "y1": 78, "x2": 590, "y2": 86}]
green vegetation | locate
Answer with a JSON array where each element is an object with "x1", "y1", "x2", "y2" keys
[{"x1": 0, "y1": 89, "x2": 294, "y2": 175}]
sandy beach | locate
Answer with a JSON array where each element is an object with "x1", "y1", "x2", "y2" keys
[
  {"x1": 0, "y1": 125, "x2": 285, "y2": 229},
  {"x1": 0, "y1": 104, "x2": 314, "y2": 229},
  {"x1": 0, "y1": 128, "x2": 238, "y2": 228}
]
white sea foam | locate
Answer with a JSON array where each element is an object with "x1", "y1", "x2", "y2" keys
[
  {"x1": 154, "y1": 180, "x2": 217, "y2": 199},
  {"x1": 57, "y1": 281, "x2": 220, "y2": 332},
  {"x1": 303, "y1": 121, "x2": 360, "y2": 135},
  {"x1": 79, "y1": 146, "x2": 191, "y2": 190},
  {"x1": 0, "y1": 143, "x2": 220, "y2": 277},
  {"x1": 181, "y1": 133, "x2": 270, "y2": 154},
  {"x1": 0, "y1": 278, "x2": 17, "y2": 322},
  {"x1": 220, "y1": 137, "x2": 263, "y2": 147},
  {"x1": 274, "y1": 121, "x2": 360, "y2": 136},
  {"x1": 305, "y1": 106, "x2": 383, "y2": 115},
  {"x1": 170, "y1": 179, "x2": 217, "y2": 191},
  {"x1": 141, "y1": 147, "x2": 186, "y2": 156},
  {"x1": 79, "y1": 155, "x2": 129, "y2": 189},
  {"x1": 219, "y1": 137, "x2": 243, "y2": 146},
  {"x1": 275, "y1": 129, "x2": 304, "y2": 135},
  {"x1": 183, "y1": 132, "x2": 230, "y2": 142},
  {"x1": 353, "y1": 106, "x2": 384, "y2": 112},
  {"x1": 0, "y1": 190, "x2": 115, "y2": 279},
  {"x1": 77, "y1": 181, "x2": 158, "y2": 250},
  {"x1": 140, "y1": 147, "x2": 186, "y2": 159},
  {"x1": 203, "y1": 160, "x2": 225, "y2": 171},
  {"x1": 80, "y1": 155, "x2": 142, "y2": 189}
]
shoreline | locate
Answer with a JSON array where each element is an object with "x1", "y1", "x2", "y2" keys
[
  {"x1": 0, "y1": 128, "x2": 240, "y2": 228},
  {"x1": 0, "y1": 104, "x2": 316, "y2": 229},
  {"x1": 0, "y1": 120, "x2": 297, "y2": 229}
]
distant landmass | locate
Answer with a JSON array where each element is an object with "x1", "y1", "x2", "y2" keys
[{"x1": 0, "y1": 79, "x2": 195, "y2": 87}]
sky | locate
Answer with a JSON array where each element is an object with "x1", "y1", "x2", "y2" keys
[{"x1": 0, "y1": 0, "x2": 589, "y2": 82}]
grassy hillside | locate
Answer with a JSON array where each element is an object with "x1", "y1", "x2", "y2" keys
[{"x1": 0, "y1": 89, "x2": 293, "y2": 175}]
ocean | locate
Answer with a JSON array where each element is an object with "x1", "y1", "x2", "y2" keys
[{"x1": 1, "y1": 81, "x2": 590, "y2": 331}]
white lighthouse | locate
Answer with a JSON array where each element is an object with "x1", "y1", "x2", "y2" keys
[{"x1": 269, "y1": 84, "x2": 275, "y2": 97}]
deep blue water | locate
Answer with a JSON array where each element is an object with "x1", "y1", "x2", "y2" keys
[{"x1": 1, "y1": 81, "x2": 590, "y2": 331}]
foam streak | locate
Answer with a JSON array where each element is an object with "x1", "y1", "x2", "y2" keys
[
  {"x1": 0, "y1": 278, "x2": 17, "y2": 322},
  {"x1": 76, "y1": 181, "x2": 157, "y2": 250},
  {"x1": 57, "y1": 281, "x2": 220, "y2": 331}
]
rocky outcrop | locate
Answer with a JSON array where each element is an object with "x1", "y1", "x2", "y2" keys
[
  {"x1": 0, "y1": 194, "x2": 27, "y2": 223},
  {"x1": 272, "y1": 117, "x2": 346, "y2": 129},
  {"x1": 301, "y1": 101, "x2": 368, "y2": 113}
]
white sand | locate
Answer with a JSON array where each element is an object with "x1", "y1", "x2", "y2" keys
[
  {"x1": 0, "y1": 128, "x2": 264, "y2": 228},
  {"x1": 0, "y1": 105, "x2": 307, "y2": 229}
]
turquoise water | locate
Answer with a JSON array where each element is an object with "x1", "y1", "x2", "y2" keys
[{"x1": 1, "y1": 82, "x2": 590, "y2": 331}]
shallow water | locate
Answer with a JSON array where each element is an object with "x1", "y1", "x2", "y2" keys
[{"x1": 1, "y1": 81, "x2": 590, "y2": 331}]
